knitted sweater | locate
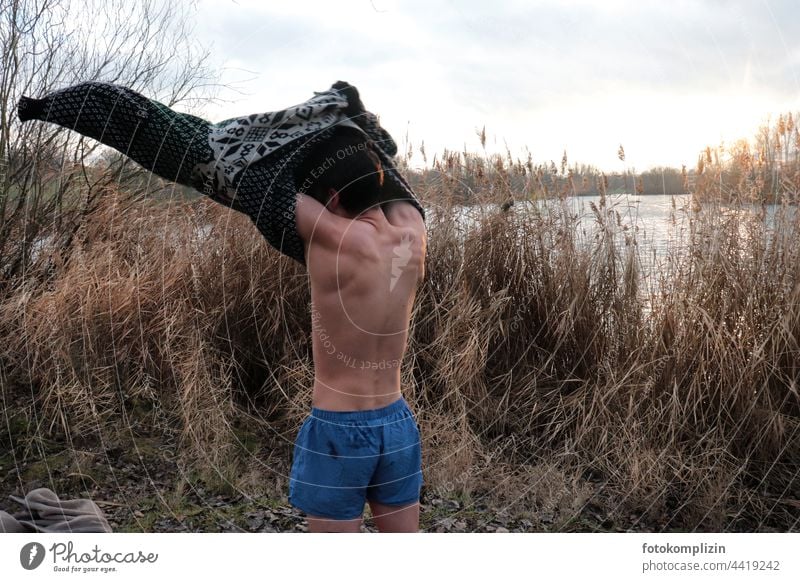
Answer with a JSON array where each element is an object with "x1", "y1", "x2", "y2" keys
[{"x1": 17, "y1": 81, "x2": 424, "y2": 264}]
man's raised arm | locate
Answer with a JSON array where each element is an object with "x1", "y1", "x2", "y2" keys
[
  {"x1": 295, "y1": 193, "x2": 348, "y2": 248},
  {"x1": 383, "y1": 200, "x2": 427, "y2": 281}
]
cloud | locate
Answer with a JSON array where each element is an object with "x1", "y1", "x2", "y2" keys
[{"x1": 191, "y1": 0, "x2": 800, "y2": 169}]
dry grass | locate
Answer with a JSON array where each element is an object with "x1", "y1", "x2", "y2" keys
[{"x1": 1, "y1": 165, "x2": 799, "y2": 531}]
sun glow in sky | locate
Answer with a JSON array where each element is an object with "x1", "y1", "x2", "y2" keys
[{"x1": 190, "y1": 0, "x2": 799, "y2": 172}]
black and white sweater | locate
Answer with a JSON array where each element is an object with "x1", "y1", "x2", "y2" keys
[{"x1": 17, "y1": 81, "x2": 424, "y2": 264}]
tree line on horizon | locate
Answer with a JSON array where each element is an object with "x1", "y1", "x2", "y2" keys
[{"x1": 401, "y1": 111, "x2": 800, "y2": 205}]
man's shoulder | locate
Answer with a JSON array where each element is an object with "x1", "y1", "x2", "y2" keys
[{"x1": 383, "y1": 201, "x2": 425, "y2": 232}]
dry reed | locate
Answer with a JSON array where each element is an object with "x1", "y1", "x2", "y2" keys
[{"x1": 1, "y1": 162, "x2": 798, "y2": 531}]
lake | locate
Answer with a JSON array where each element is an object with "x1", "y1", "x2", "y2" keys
[{"x1": 437, "y1": 193, "x2": 792, "y2": 298}]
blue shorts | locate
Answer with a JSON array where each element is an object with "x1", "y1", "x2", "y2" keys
[{"x1": 288, "y1": 397, "x2": 423, "y2": 520}]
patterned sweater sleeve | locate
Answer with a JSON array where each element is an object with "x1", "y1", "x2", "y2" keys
[{"x1": 17, "y1": 82, "x2": 217, "y2": 195}]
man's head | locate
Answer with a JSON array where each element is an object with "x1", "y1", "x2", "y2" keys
[{"x1": 297, "y1": 126, "x2": 385, "y2": 218}]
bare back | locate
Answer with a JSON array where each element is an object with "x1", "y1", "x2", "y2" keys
[{"x1": 298, "y1": 197, "x2": 426, "y2": 410}]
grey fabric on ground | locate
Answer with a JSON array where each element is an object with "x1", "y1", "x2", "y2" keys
[
  {"x1": 0, "y1": 510, "x2": 28, "y2": 533},
  {"x1": 0, "y1": 488, "x2": 112, "y2": 533}
]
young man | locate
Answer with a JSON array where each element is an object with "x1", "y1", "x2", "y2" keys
[
  {"x1": 291, "y1": 128, "x2": 427, "y2": 532},
  {"x1": 17, "y1": 80, "x2": 427, "y2": 530}
]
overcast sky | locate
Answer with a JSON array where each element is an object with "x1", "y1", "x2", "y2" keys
[{"x1": 190, "y1": 0, "x2": 800, "y2": 172}]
